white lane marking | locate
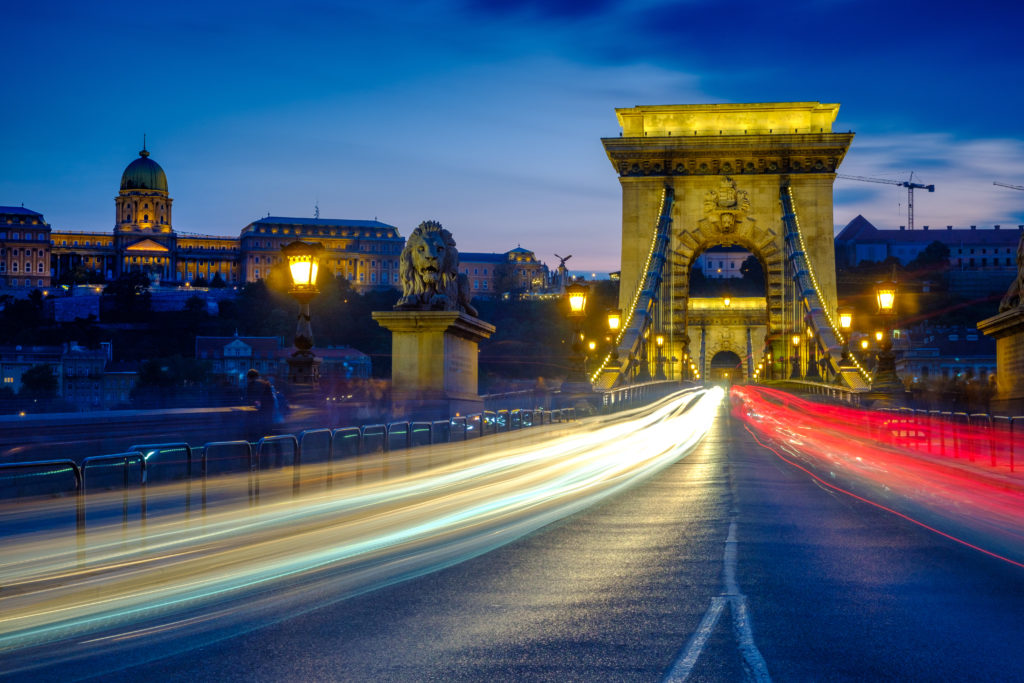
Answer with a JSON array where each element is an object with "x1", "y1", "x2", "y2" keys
[
  {"x1": 731, "y1": 594, "x2": 772, "y2": 682},
  {"x1": 663, "y1": 520, "x2": 772, "y2": 682},
  {"x1": 662, "y1": 597, "x2": 726, "y2": 682}
]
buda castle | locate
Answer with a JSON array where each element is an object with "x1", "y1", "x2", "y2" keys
[{"x1": 1, "y1": 146, "x2": 405, "y2": 291}]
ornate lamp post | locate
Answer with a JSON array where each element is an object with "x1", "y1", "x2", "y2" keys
[
  {"x1": 654, "y1": 333, "x2": 667, "y2": 380},
  {"x1": 837, "y1": 306, "x2": 854, "y2": 369},
  {"x1": 606, "y1": 308, "x2": 622, "y2": 363},
  {"x1": 790, "y1": 332, "x2": 802, "y2": 379},
  {"x1": 282, "y1": 240, "x2": 324, "y2": 385},
  {"x1": 869, "y1": 278, "x2": 904, "y2": 399},
  {"x1": 636, "y1": 329, "x2": 652, "y2": 383},
  {"x1": 562, "y1": 281, "x2": 590, "y2": 389},
  {"x1": 805, "y1": 326, "x2": 821, "y2": 380}
]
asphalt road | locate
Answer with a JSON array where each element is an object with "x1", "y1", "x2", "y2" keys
[{"x1": 22, "y1": 399, "x2": 1024, "y2": 682}]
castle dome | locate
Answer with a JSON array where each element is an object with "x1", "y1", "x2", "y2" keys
[{"x1": 120, "y1": 148, "x2": 167, "y2": 192}]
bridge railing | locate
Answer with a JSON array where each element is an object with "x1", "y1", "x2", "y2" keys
[
  {"x1": 769, "y1": 379, "x2": 866, "y2": 406},
  {"x1": 1, "y1": 384, "x2": 709, "y2": 550}
]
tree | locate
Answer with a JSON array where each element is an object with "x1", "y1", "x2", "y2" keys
[
  {"x1": 102, "y1": 272, "x2": 152, "y2": 322},
  {"x1": 907, "y1": 240, "x2": 951, "y2": 280},
  {"x1": 209, "y1": 272, "x2": 227, "y2": 288},
  {"x1": 493, "y1": 262, "x2": 518, "y2": 295},
  {"x1": 18, "y1": 364, "x2": 58, "y2": 400}
]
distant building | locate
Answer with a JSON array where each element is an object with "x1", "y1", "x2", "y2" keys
[
  {"x1": 0, "y1": 341, "x2": 134, "y2": 410},
  {"x1": 694, "y1": 245, "x2": 750, "y2": 279},
  {"x1": 894, "y1": 327, "x2": 995, "y2": 385},
  {"x1": 0, "y1": 345, "x2": 61, "y2": 395},
  {"x1": 459, "y1": 247, "x2": 549, "y2": 296},
  {"x1": 195, "y1": 333, "x2": 371, "y2": 386},
  {"x1": 239, "y1": 217, "x2": 402, "y2": 289},
  {"x1": 0, "y1": 206, "x2": 53, "y2": 289},
  {"x1": 195, "y1": 334, "x2": 281, "y2": 386},
  {"x1": 61, "y1": 342, "x2": 111, "y2": 409},
  {"x1": 835, "y1": 215, "x2": 1022, "y2": 270},
  {"x1": 29, "y1": 146, "x2": 403, "y2": 293}
]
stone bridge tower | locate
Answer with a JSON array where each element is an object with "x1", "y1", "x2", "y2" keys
[{"x1": 602, "y1": 102, "x2": 853, "y2": 379}]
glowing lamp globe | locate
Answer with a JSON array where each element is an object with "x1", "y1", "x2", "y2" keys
[
  {"x1": 875, "y1": 281, "x2": 897, "y2": 315},
  {"x1": 791, "y1": 334, "x2": 801, "y2": 347},
  {"x1": 655, "y1": 334, "x2": 665, "y2": 347},
  {"x1": 565, "y1": 281, "x2": 589, "y2": 318},
  {"x1": 607, "y1": 308, "x2": 622, "y2": 332},
  {"x1": 837, "y1": 306, "x2": 853, "y2": 331},
  {"x1": 282, "y1": 240, "x2": 324, "y2": 292}
]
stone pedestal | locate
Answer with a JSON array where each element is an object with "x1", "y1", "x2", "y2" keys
[
  {"x1": 978, "y1": 308, "x2": 1024, "y2": 415},
  {"x1": 372, "y1": 310, "x2": 495, "y2": 420}
]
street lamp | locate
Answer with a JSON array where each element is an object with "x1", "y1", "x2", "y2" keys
[
  {"x1": 562, "y1": 281, "x2": 590, "y2": 389},
  {"x1": 606, "y1": 308, "x2": 622, "y2": 362},
  {"x1": 837, "y1": 305, "x2": 854, "y2": 370},
  {"x1": 282, "y1": 240, "x2": 324, "y2": 384},
  {"x1": 869, "y1": 278, "x2": 903, "y2": 401},
  {"x1": 790, "y1": 332, "x2": 802, "y2": 379},
  {"x1": 654, "y1": 333, "x2": 666, "y2": 380},
  {"x1": 805, "y1": 325, "x2": 821, "y2": 380}
]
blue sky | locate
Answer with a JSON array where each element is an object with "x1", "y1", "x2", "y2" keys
[{"x1": 3, "y1": 0, "x2": 1023, "y2": 271}]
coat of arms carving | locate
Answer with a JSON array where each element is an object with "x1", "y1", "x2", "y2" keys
[{"x1": 701, "y1": 177, "x2": 751, "y2": 235}]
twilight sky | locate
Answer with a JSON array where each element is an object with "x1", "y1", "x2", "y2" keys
[{"x1": 3, "y1": 0, "x2": 1023, "y2": 272}]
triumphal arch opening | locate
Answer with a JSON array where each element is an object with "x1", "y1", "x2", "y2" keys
[{"x1": 601, "y1": 102, "x2": 854, "y2": 383}]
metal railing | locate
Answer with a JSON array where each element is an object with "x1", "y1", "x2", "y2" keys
[
  {"x1": 875, "y1": 407, "x2": 1022, "y2": 473},
  {"x1": 0, "y1": 406, "x2": 593, "y2": 552}
]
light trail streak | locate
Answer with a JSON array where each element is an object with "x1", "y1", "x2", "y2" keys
[
  {"x1": 0, "y1": 387, "x2": 723, "y2": 675},
  {"x1": 731, "y1": 386, "x2": 1024, "y2": 568}
]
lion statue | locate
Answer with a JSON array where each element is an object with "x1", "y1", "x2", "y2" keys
[
  {"x1": 999, "y1": 232, "x2": 1024, "y2": 312},
  {"x1": 395, "y1": 220, "x2": 478, "y2": 317}
]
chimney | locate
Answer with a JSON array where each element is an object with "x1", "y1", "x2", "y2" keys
[
  {"x1": 971, "y1": 225, "x2": 976, "y2": 230},
  {"x1": 947, "y1": 225, "x2": 953, "y2": 230},
  {"x1": 900, "y1": 225, "x2": 906, "y2": 231},
  {"x1": 923, "y1": 225, "x2": 929, "y2": 230},
  {"x1": 995, "y1": 225, "x2": 1000, "y2": 230}
]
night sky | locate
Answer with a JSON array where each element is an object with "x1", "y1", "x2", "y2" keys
[{"x1": 3, "y1": 0, "x2": 1023, "y2": 271}]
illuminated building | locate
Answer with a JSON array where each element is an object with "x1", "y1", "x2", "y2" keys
[
  {"x1": 0, "y1": 207, "x2": 52, "y2": 288},
  {"x1": 459, "y1": 247, "x2": 549, "y2": 296},
  {"x1": 44, "y1": 147, "x2": 404, "y2": 292},
  {"x1": 239, "y1": 217, "x2": 402, "y2": 288}
]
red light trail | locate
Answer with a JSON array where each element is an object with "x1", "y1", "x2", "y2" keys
[{"x1": 730, "y1": 386, "x2": 1024, "y2": 569}]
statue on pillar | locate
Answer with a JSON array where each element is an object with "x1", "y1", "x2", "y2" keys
[
  {"x1": 396, "y1": 220, "x2": 478, "y2": 316},
  {"x1": 373, "y1": 220, "x2": 494, "y2": 420},
  {"x1": 998, "y1": 232, "x2": 1024, "y2": 312}
]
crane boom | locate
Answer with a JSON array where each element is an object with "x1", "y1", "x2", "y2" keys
[
  {"x1": 836, "y1": 174, "x2": 935, "y2": 230},
  {"x1": 994, "y1": 181, "x2": 1024, "y2": 191}
]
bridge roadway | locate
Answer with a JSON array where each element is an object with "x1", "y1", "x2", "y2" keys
[{"x1": 6, "y1": 390, "x2": 1024, "y2": 682}]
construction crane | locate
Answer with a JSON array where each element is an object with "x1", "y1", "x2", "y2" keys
[
  {"x1": 994, "y1": 181, "x2": 1024, "y2": 191},
  {"x1": 836, "y1": 173, "x2": 935, "y2": 230}
]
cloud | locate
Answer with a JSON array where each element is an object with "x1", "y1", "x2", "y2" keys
[{"x1": 835, "y1": 132, "x2": 1024, "y2": 232}]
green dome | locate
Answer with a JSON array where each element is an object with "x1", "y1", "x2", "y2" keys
[{"x1": 120, "y1": 149, "x2": 167, "y2": 192}]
